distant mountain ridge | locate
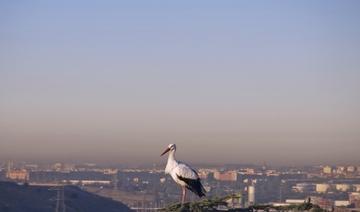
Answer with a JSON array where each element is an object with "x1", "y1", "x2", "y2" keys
[{"x1": 0, "y1": 181, "x2": 132, "y2": 212}]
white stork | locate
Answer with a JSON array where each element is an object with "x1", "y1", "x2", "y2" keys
[{"x1": 160, "y1": 144, "x2": 206, "y2": 204}]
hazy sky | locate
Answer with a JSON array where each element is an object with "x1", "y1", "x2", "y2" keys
[{"x1": 1, "y1": 1, "x2": 360, "y2": 166}]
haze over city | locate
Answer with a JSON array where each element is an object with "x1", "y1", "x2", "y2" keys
[{"x1": 1, "y1": 1, "x2": 360, "y2": 166}]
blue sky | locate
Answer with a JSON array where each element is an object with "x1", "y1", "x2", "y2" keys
[{"x1": 1, "y1": 1, "x2": 360, "y2": 165}]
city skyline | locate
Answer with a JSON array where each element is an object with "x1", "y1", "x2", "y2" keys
[{"x1": 1, "y1": 1, "x2": 360, "y2": 166}]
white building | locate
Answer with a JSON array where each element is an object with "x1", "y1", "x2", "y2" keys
[
  {"x1": 248, "y1": 185, "x2": 255, "y2": 205},
  {"x1": 335, "y1": 184, "x2": 350, "y2": 192},
  {"x1": 334, "y1": 200, "x2": 350, "y2": 207},
  {"x1": 292, "y1": 183, "x2": 315, "y2": 193},
  {"x1": 316, "y1": 184, "x2": 330, "y2": 193},
  {"x1": 323, "y1": 166, "x2": 332, "y2": 174},
  {"x1": 347, "y1": 166, "x2": 356, "y2": 173},
  {"x1": 285, "y1": 199, "x2": 306, "y2": 204}
]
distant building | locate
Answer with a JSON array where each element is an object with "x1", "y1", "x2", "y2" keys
[
  {"x1": 336, "y1": 166, "x2": 346, "y2": 174},
  {"x1": 198, "y1": 169, "x2": 210, "y2": 179},
  {"x1": 103, "y1": 169, "x2": 118, "y2": 175},
  {"x1": 316, "y1": 183, "x2": 330, "y2": 193},
  {"x1": 285, "y1": 199, "x2": 306, "y2": 204},
  {"x1": 353, "y1": 184, "x2": 360, "y2": 192},
  {"x1": 24, "y1": 164, "x2": 39, "y2": 171},
  {"x1": 62, "y1": 164, "x2": 75, "y2": 172},
  {"x1": 63, "y1": 180, "x2": 111, "y2": 185},
  {"x1": 52, "y1": 163, "x2": 62, "y2": 171},
  {"x1": 213, "y1": 170, "x2": 237, "y2": 181},
  {"x1": 323, "y1": 166, "x2": 332, "y2": 174},
  {"x1": 225, "y1": 193, "x2": 242, "y2": 209},
  {"x1": 336, "y1": 184, "x2": 350, "y2": 192},
  {"x1": 334, "y1": 200, "x2": 350, "y2": 207},
  {"x1": 292, "y1": 183, "x2": 315, "y2": 193},
  {"x1": 347, "y1": 166, "x2": 356, "y2": 173},
  {"x1": 349, "y1": 192, "x2": 360, "y2": 208},
  {"x1": 248, "y1": 185, "x2": 255, "y2": 205},
  {"x1": 239, "y1": 168, "x2": 255, "y2": 175},
  {"x1": 265, "y1": 169, "x2": 280, "y2": 176},
  {"x1": 6, "y1": 169, "x2": 29, "y2": 181},
  {"x1": 51, "y1": 163, "x2": 75, "y2": 172},
  {"x1": 309, "y1": 196, "x2": 333, "y2": 211},
  {"x1": 272, "y1": 202, "x2": 291, "y2": 207}
]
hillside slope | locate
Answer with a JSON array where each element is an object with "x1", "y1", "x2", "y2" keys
[{"x1": 0, "y1": 181, "x2": 132, "y2": 212}]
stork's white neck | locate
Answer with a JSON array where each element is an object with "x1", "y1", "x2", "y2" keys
[
  {"x1": 165, "y1": 149, "x2": 178, "y2": 174},
  {"x1": 168, "y1": 149, "x2": 176, "y2": 160}
]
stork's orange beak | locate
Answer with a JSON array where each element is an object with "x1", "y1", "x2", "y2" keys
[{"x1": 160, "y1": 147, "x2": 170, "y2": 156}]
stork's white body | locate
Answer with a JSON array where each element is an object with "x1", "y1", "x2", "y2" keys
[
  {"x1": 165, "y1": 151, "x2": 198, "y2": 187},
  {"x1": 161, "y1": 144, "x2": 205, "y2": 204}
]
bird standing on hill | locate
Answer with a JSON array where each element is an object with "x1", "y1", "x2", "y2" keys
[{"x1": 160, "y1": 144, "x2": 206, "y2": 204}]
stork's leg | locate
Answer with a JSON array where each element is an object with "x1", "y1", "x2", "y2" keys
[
  {"x1": 184, "y1": 187, "x2": 187, "y2": 203},
  {"x1": 179, "y1": 186, "x2": 183, "y2": 203},
  {"x1": 181, "y1": 186, "x2": 186, "y2": 204}
]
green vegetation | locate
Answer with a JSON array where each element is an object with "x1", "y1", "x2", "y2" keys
[
  {"x1": 160, "y1": 197, "x2": 228, "y2": 212},
  {"x1": 250, "y1": 202, "x2": 327, "y2": 212},
  {"x1": 160, "y1": 195, "x2": 328, "y2": 212}
]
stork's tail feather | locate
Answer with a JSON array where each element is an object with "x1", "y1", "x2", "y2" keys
[
  {"x1": 177, "y1": 175, "x2": 206, "y2": 197},
  {"x1": 189, "y1": 179, "x2": 206, "y2": 197},
  {"x1": 195, "y1": 182, "x2": 206, "y2": 197}
]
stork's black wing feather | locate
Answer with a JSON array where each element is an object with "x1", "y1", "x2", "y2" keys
[{"x1": 176, "y1": 174, "x2": 206, "y2": 197}]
